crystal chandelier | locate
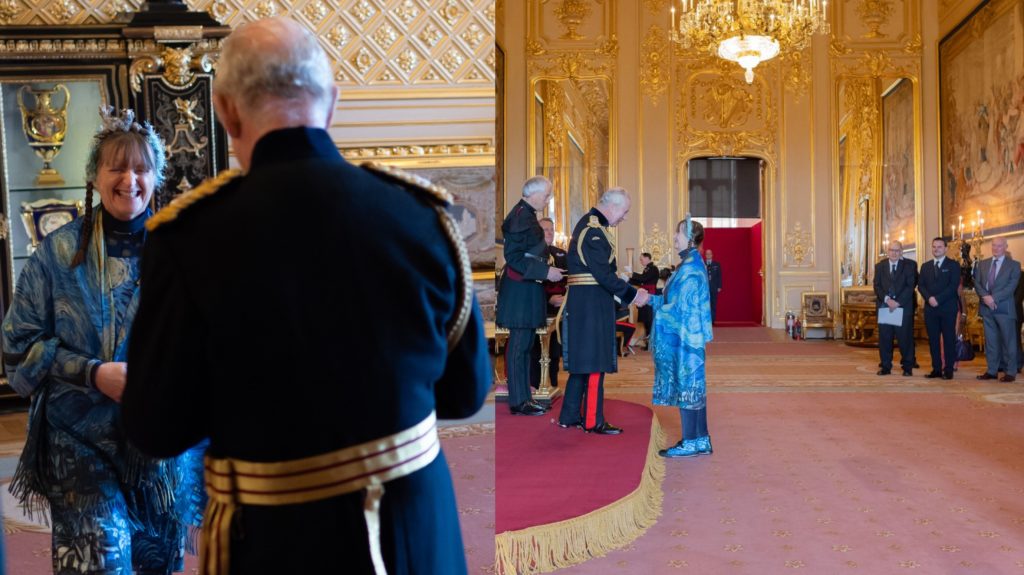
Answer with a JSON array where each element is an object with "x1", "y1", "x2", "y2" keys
[{"x1": 671, "y1": 0, "x2": 829, "y2": 84}]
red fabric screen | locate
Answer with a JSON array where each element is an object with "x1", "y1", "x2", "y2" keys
[{"x1": 703, "y1": 226, "x2": 762, "y2": 325}]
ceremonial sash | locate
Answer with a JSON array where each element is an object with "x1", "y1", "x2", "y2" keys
[{"x1": 201, "y1": 411, "x2": 440, "y2": 575}]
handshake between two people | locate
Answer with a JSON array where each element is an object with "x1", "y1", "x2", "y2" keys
[{"x1": 633, "y1": 288, "x2": 651, "y2": 307}]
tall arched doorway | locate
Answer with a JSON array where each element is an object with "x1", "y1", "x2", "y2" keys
[{"x1": 688, "y1": 156, "x2": 765, "y2": 326}]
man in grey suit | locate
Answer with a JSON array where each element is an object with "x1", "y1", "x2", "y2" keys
[{"x1": 974, "y1": 237, "x2": 1022, "y2": 382}]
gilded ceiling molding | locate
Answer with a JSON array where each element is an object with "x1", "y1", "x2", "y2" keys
[
  {"x1": 784, "y1": 221, "x2": 814, "y2": 267},
  {"x1": 856, "y1": 0, "x2": 895, "y2": 39},
  {"x1": 340, "y1": 143, "x2": 495, "y2": 160},
  {"x1": 640, "y1": 25, "x2": 669, "y2": 106},
  {"x1": 641, "y1": 223, "x2": 671, "y2": 267},
  {"x1": 0, "y1": 0, "x2": 497, "y2": 91}
]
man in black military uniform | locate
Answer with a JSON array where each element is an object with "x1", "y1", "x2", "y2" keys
[
  {"x1": 530, "y1": 217, "x2": 568, "y2": 389},
  {"x1": 558, "y1": 188, "x2": 649, "y2": 434},
  {"x1": 629, "y1": 252, "x2": 658, "y2": 347},
  {"x1": 705, "y1": 249, "x2": 723, "y2": 323},
  {"x1": 497, "y1": 176, "x2": 564, "y2": 415},
  {"x1": 121, "y1": 17, "x2": 490, "y2": 575}
]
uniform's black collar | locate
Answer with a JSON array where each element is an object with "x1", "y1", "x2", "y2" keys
[
  {"x1": 250, "y1": 127, "x2": 339, "y2": 169},
  {"x1": 589, "y1": 207, "x2": 609, "y2": 226},
  {"x1": 517, "y1": 198, "x2": 536, "y2": 214}
]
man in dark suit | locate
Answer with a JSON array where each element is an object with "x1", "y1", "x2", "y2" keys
[
  {"x1": 121, "y1": 17, "x2": 491, "y2": 575},
  {"x1": 629, "y1": 252, "x2": 658, "y2": 346},
  {"x1": 558, "y1": 188, "x2": 649, "y2": 434},
  {"x1": 873, "y1": 241, "x2": 917, "y2": 376},
  {"x1": 497, "y1": 176, "x2": 564, "y2": 415},
  {"x1": 918, "y1": 237, "x2": 962, "y2": 379},
  {"x1": 530, "y1": 217, "x2": 568, "y2": 389},
  {"x1": 974, "y1": 237, "x2": 1022, "y2": 382},
  {"x1": 706, "y1": 249, "x2": 723, "y2": 323}
]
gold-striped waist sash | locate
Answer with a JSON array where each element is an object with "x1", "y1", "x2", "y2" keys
[
  {"x1": 201, "y1": 411, "x2": 440, "y2": 575},
  {"x1": 566, "y1": 273, "x2": 599, "y2": 286}
]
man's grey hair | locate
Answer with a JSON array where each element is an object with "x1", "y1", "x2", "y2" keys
[
  {"x1": 539, "y1": 217, "x2": 554, "y2": 225},
  {"x1": 214, "y1": 18, "x2": 334, "y2": 112},
  {"x1": 522, "y1": 176, "x2": 552, "y2": 198},
  {"x1": 598, "y1": 187, "x2": 629, "y2": 207}
]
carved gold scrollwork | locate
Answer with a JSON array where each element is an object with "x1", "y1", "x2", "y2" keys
[
  {"x1": 781, "y1": 50, "x2": 812, "y2": 99},
  {"x1": 640, "y1": 26, "x2": 668, "y2": 106},
  {"x1": 162, "y1": 46, "x2": 195, "y2": 87},
  {"x1": 166, "y1": 97, "x2": 209, "y2": 157},
  {"x1": 554, "y1": 0, "x2": 591, "y2": 40},
  {"x1": 641, "y1": 222, "x2": 671, "y2": 267},
  {"x1": 856, "y1": 0, "x2": 894, "y2": 39},
  {"x1": 543, "y1": 81, "x2": 566, "y2": 166},
  {"x1": 0, "y1": 0, "x2": 19, "y2": 24},
  {"x1": 699, "y1": 76, "x2": 753, "y2": 128},
  {"x1": 129, "y1": 56, "x2": 160, "y2": 94},
  {"x1": 830, "y1": 36, "x2": 853, "y2": 57},
  {"x1": 902, "y1": 33, "x2": 922, "y2": 55},
  {"x1": 784, "y1": 221, "x2": 814, "y2": 267},
  {"x1": 643, "y1": 0, "x2": 667, "y2": 13}
]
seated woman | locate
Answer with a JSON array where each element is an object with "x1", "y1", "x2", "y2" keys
[
  {"x1": 649, "y1": 216, "x2": 713, "y2": 458},
  {"x1": 3, "y1": 107, "x2": 205, "y2": 574}
]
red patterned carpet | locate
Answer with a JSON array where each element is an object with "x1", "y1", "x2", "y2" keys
[
  {"x1": 2, "y1": 421, "x2": 494, "y2": 575},
  {"x1": 548, "y1": 328, "x2": 1024, "y2": 574}
]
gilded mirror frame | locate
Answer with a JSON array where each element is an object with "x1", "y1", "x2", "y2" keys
[
  {"x1": 832, "y1": 73, "x2": 924, "y2": 293},
  {"x1": 527, "y1": 74, "x2": 616, "y2": 240}
]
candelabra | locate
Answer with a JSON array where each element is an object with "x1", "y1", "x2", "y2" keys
[{"x1": 949, "y1": 211, "x2": 984, "y2": 289}]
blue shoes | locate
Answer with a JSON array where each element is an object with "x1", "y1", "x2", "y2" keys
[
  {"x1": 659, "y1": 439, "x2": 699, "y2": 458},
  {"x1": 659, "y1": 436, "x2": 713, "y2": 458},
  {"x1": 695, "y1": 435, "x2": 713, "y2": 454}
]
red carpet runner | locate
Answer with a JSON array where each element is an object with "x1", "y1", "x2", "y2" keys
[{"x1": 496, "y1": 399, "x2": 665, "y2": 574}]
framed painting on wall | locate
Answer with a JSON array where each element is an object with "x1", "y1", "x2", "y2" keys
[
  {"x1": 496, "y1": 42, "x2": 504, "y2": 243},
  {"x1": 881, "y1": 78, "x2": 915, "y2": 252},
  {"x1": 567, "y1": 132, "x2": 586, "y2": 231},
  {"x1": 940, "y1": 0, "x2": 1024, "y2": 238}
]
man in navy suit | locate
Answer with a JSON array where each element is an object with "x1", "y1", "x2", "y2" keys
[
  {"x1": 974, "y1": 237, "x2": 1022, "y2": 382},
  {"x1": 918, "y1": 237, "x2": 962, "y2": 379},
  {"x1": 873, "y1": 241, "x2": 917, "y2": 376}
]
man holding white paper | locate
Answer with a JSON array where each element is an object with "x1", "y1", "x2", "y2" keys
[{"x1": 873, "y1": 241, "x2": 918, "y2": 376}]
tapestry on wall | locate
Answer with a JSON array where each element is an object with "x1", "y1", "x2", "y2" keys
[
  {"x1": 940, "y1": 0, "x2": 1024, "y2": 238},
  {"x1": 881, "y1": 78, "x2": 916, "y2": 251}
]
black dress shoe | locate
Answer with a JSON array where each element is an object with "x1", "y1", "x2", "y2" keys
[
  {"x1": 1001, "y1": 375, "x2": 1016, "y2": 382},
  {"x1": 942, "y1": 371, "x2": 954, "y2": 380},
  {"x1": 924, "y1": 371, "x2": 942, "y2": 379},
  {"x1": 902, "y1": 369, "x2": 913, "y2": 377},
  {"x1": 584, "y1": 422, "x2": 623, "y2": 435},
  {"x1": 976, "y1": 373, "x2": 998, "y2": 380},
  {"x1": 529, "y1": 401, "x2": 550, "y2": 412},
  {"x1": 510, "y1": 403, "x2": 545, "y2": 416},
  {"x1": 877, "y1": 369, "x2": 891, "y2": 376}
]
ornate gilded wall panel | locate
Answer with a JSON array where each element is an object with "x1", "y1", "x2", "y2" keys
[
  {"x1": 833, "y1": 0, "x2": 920, "y2": 51},
  {"x1": 674, "y1": 58, "x2": 778, "y2": 159},
  {"x1": 0, "y1": 0, "x2": 497, "y2": 89},
  {"x1": 639, "y1": 24, "x2": 668, "y2": 106},
  {"x1": 531, "y1": 0, "x2": 612, "y2": 49}
]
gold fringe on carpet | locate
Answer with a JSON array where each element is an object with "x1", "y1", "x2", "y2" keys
[{"x1": 494, "y1": 418, "x2": 666, "y2": 574}]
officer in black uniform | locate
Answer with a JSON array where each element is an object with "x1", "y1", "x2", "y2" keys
[
  {"x1": 530, "y1": 217, "x2": 568, "y2": 389},
  {"x1": 497, "y1": 176, "x2": 564, "y2": 415},
  {"x1": 705, "y1": 249, "x2": 723, "y2": 323},
  {"x1": 121, "y1": 17, "x2": 490, "y2": 575},
  {"x1": 558, "y1": 188, "x2": 650, "y2": 434},
  {"x1": 629, "y1": 252, "x2": 659, "y2": 346}
]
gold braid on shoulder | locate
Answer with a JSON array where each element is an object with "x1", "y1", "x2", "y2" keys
[
  {"x1": 146, "y1": 169, "x2": 243, "y2": 232},
  {"x1": 360, "y1": 161, "x2": 472, "y2": 351}
]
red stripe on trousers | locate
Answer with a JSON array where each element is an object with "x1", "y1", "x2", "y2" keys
[{"x1": 585, "y1": 373, "x2": 600, "y2": 429}]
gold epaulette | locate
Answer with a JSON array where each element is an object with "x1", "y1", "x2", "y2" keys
[
  {"x1": 576, "y1": 214, "x2": 616, "y2": 265},
  {"x1": 146, "y1": 169, "x2": 243, "y2": 231},
  {"x1": 361, "y1": 161, "x2": 453, "y2": 206},
  {"x1": 359, "y1": 161, "x2": 471, "y2": 352}
]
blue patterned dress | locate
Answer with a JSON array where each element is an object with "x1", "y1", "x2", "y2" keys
[
  {"x1": 650, "y1": 248, "x2": 714, "y2": 409},
  {"x1": 3, "y1": 209, "x2": 205, "y2": 575}
]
